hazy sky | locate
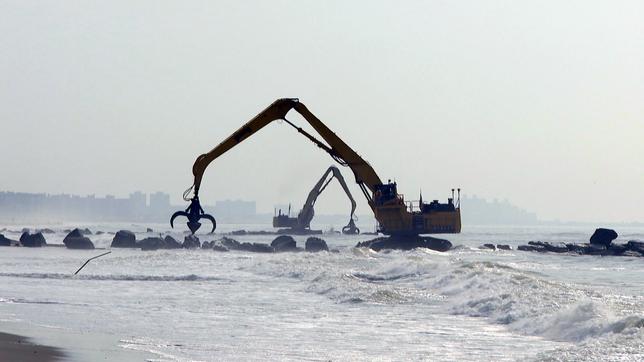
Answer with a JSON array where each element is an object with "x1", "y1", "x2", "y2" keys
[{"x1": 1, "y1": 1, "x2": 643, "y2": 223}]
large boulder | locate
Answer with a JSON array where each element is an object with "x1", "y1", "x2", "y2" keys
[
  {"x1": 183, "y1": 235, "x2": 201, "y2": 249},
  {"x1": 589, "y1": 228, "x2": 618, "y2": 247},
  {"x1": 480, "y1": 244, "x2": 496, "y2": 250},
  {"x1": 497, "y1": 244, "x2": 512, "y2": 250},
  {"x1": 139, "y1": 237, "x2": 165, "y2": 251},
  {"x1": 0, "y1": 234, "x2": 17, "y2": 246},
  {"x1": 163, "y1": 235, "x2": 182, "y2": 249},
  {"x1": 20, "y1": 232, "x2": 47, "y2": 247},
  {"x1": 271, "y1": 235, "x2": 297, "y2": 252},
  {"x1": 356, "y1": 236, "x2": 452, "y2": 252},
  {"x1": 111, "y1": 230, "x2": 137, "y2": 248},
  {"x1": 305, "y1": 237, "x2": 329, "y2": 252},
  {"x1": 63, "y1": 229, "x2": 94, "y2": 249}
]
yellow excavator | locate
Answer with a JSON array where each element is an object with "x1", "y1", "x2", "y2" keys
[
  {"x1": 273, "y1": 165, "x2": 360, "y2": 235},
  {"x1": 171, "y1": 98, "x2": 461, "y2": 236}
]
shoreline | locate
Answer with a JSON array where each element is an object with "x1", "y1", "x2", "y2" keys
[{"x1": 0, "y1": 331, "x2": 66, "y2": 362}]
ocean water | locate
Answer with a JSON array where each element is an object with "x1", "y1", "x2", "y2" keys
[{"x1": 0, "y1": 223, "x2": 642, "y2": 361}]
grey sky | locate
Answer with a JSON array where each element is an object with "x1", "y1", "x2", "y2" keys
[{"x1": 1, "y1": 1, "x2": 643, "y2": 222}]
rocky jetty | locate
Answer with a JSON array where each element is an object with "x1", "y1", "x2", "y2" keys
[
  {"x1": 356, "y1": 235, "x2": 452, "y2": 252},
  {"x1": 305, "y1": 237, "x2": 329, "y2": 252},
  {"x1": 63, "y1": 229, "x2": 95, "y2": 249},
  {"x1": 271, "y1": 235, "x2": 299, "y2": 252},
  {"x1": 516, "y1": 228, "x2": 643, "y2": 257},
  {"x1": 111, "y1": 230, "x2": 137, "y2": 248},
  {"x1": 219, "y1": 237, "x2": 274, "y2": 253}
]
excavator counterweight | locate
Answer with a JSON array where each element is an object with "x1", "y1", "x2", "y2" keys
[{"x1": 171, "y1": 98, "x2": 461, "y2": 236}]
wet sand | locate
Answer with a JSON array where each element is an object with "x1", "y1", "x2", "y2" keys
[{"x1": 0, "y1": 331, "x2": 65, "y2": 362}]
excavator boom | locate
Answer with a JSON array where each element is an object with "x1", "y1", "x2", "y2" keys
[{"x1": 172, "y1": 98, "x2": 461, "y2": 236}]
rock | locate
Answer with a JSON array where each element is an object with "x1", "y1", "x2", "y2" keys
[
  {"x1": 589, "y1": 228, "x2": 617, "y2": 247},
  {"x1": 201, "y1": 241, "x2": 212, "y2": 249},
  {"x1": 212, "y1": 244, "x2": 229, "y2": 252},
  {"x1": 111, "y1": 230, "x2": 137, "y2": 248},
  {"x1": 480, "y1": 244, "x2": 496, "y2": 250},
  {"x1": 518, "y1": 244, "x2": 546, "y2": 252},
  {"x1": 543, "y1": 242, "x2": 568, "y2": 253},
  {"x1": 271, "y1": 235, "x2": 297, "y2": 252},
  {"x1": 183, "y1": 235, "x2": 201, "y2": 249},
  {"x1": 139, "y1": 237, "x2": 165, "y2": 251},
  {"x1": 63, "y1": 229, "x2": 94, "y2": 249},
  {"x1": 21, "y1": 228, "x2": 30, "y2": 233},
  {"x1": 0, "y1": 234, "x2": 17, "y2": 246},
  {"x1": 163, "y1": 235, "x2": 181, "y2": 249},
  {"x1": 95, "y1": 231, "x2": 104, "y2": 235},
  {"x1": 220, "y1": 237, "x2": 242, "y2": 250},
  {"x1": 606, "y1": 243, "x2": 628, "y2": 256},
  {"x1": 497, "y1": 244, "x2": 512, "y2": 250},
  {"x1": 240, "y1": 242, "x2": 274, "y2": 253},
  {"x1": 356, "y1": 235, "x2": 452, "y2": 252},
  {"x1": 66, "y1": 229, "x2": 84, "y2": 239},
  {"x1": 146, "y1": 228, "x2": 153, "y2": 233},
  {"x1": 231, "y1": 230, "x2": 247, "y2": 236},
  {"x1": 37, "y1": 228, "x2": 56, "y2": 234},
  {"x1": 305, "y1": 237, "x2": 329, "y2": 252},
  {"x1": 19, "y1": 232, "x2": 47, "y2": 247},
  {"x1": 626, "y1": 240, "x2": 644, "y2": 254}
]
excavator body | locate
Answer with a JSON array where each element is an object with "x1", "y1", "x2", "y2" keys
[{"x1": 373, "y1": 182, "x2": 461, "y2": 235}]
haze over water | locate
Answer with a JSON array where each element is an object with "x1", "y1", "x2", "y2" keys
[{"x1": 1, "y1": 1, "x2": 643, "y2": 223}]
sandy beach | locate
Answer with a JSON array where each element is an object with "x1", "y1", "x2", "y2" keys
[{"x1": 0, "y1": 331, "x2": 65, "y2": 362}]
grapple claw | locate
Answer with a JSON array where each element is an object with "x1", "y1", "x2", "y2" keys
[
  {"x1": 200, "y1": 213, "x2": 217, "y2": 234},
  {"x1": 170, "y1": 196, "x2": 217, "y2": 234},
  {"x1": 342, "y1": 219, "x2": 360, "y2": 235}
]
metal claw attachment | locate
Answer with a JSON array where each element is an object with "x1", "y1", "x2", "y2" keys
[
  {"x1": 341, "y1": 218, "x2": 360, "y2": 235},
  {"x1": 170, "y1": 196, "x2": 216, "y2": 234}
]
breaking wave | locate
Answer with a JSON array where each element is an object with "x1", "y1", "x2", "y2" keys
[{"x1": 247, "y1": 251, "x2": 643, "y2": 345}]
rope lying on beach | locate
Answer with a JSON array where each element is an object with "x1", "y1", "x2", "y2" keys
[{"x1": 73, "y1": 251, "x2": 111, "y2": 275}]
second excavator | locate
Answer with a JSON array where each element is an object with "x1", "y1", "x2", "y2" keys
[{"x1": 273, "y1": 165, "x2": 360, "y2": 235}]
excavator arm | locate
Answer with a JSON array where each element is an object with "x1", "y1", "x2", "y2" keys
[
  {"x1": 191, "y1": 98, "x2": 382, "y2": 200},
  {"x1": 294, "y1": 166, "x2": 359, "y2": 234}
]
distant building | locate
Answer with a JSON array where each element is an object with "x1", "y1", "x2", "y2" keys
[
  {"x1": 213, "y1": 199, "x2": 256, "y2": 222},
  {"x1": 460, "y1": 195, "x2": 538, "y2": 225},
  {"x1": 150, "y1": 192, "x2": 170, "y2": 211}
]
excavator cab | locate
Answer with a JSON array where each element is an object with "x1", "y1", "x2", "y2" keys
[{"x1": 374, "y1": 181, "x2": 400, "y2": 205}]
